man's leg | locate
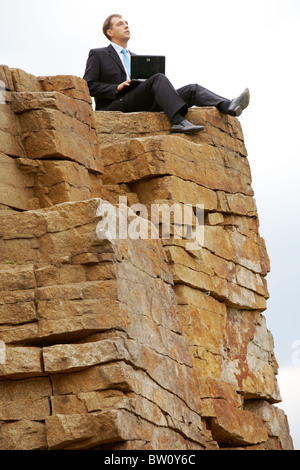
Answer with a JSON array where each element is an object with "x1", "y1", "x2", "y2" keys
[
  {"x1": 176, "y1": 83, "x2": 230, "y2": 110},
  {"x1": 122, "y1": 73, "x2": 188, "y2": 121},
  {"x1": 176, "y1": 84, "x2": 250, "y2": 116},
  {"x1": 121, "y1": 74, "x2": 204, "y2": 134}
]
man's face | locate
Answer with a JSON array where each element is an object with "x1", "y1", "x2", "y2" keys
[{"x1": 108, "y1": 17, "x2": 131, "y2": 43}]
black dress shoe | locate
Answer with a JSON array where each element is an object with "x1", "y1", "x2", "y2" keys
[
  {"x1": 227, "y1": 88, "x2": 250, "y2": 116},
  {"x1": 171, "y1": 119, "x2": 205, "y2": 134}
]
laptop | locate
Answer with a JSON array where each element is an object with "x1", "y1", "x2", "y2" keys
[{"x1": 129, "y1": 55, "x2": 166, "y2": 88}]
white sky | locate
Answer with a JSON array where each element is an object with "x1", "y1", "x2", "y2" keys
[{"x1": 1, "y1": 0, "x2": 300, "y2": 450}]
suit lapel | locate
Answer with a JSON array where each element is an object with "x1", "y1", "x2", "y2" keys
[{"x1": 107, "y1": 44, "x2": 126, "y2": 74}]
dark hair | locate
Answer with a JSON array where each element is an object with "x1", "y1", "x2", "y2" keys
[{"x1": 103, "y1": 14, "x2": 122, "y2": 40}]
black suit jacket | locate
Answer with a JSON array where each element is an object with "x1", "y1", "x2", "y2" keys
[
  {"x1": 83, "y1": 44, "x2": 135, "y2": 111},
  {"x1": 83, "y1": 43, "x2": 189, "y2": 119}
]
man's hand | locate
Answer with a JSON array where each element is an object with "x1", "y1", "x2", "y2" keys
[{"x1": 117, "y1": 80, "x2": 131, "y2": 92}]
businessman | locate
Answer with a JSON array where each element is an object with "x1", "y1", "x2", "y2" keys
[{"x1": 83, "y1": 14, "x2": 250, "y2": 134}]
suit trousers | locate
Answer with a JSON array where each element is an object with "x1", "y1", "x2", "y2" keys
[{"x1": 116, "y1": 74, "x2": 230, "y2": 121}]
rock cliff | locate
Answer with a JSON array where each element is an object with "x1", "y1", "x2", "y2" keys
[{"x1": 0, "y1": 65, "x2": 294, "y2": 450}]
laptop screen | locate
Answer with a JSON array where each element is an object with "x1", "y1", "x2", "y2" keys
[{"x1": 131, "y1": 55, "x2": 166, "y2": 80}]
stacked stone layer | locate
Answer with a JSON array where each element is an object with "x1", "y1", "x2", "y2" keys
[{"x1": 0, "y1": 65, "x2": 293, "y2": 450}]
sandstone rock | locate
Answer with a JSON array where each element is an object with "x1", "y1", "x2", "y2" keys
[
  {"x1": 95, "y1": 107, "x2": 247, "y2": 155},
  {"x1": 0, "y1": 70, "x2": 104, "y2": 213},
  {"x1": 38, "y1": 74, "x2": 92, "y2": 104},
  {"x1": 15, "y1": 101, "x2": 102, "y2": 173},
  {"x1": 0, "y1": 395, "x2": 50, "y2": 421},
  {"x1": 43, "y1": 339, "x2": 130, "y2": 373},
  {"x1": 0, "y1": 66, "x2": 293, "y2": 450},
  {"x1": 0, "y1": 301, "x2": 37, "y2": 326},
  {"x1": 46, "y1": 411, "x2": 123, "y2": 450},
  {"x1": 210, "y1": 400, "x2": 268, "y2": 447},
  {"x1": 0, "y1": 265, "x2": 36, "y2": 291},
  {"x1": 0, "y1": 65, "x2": 14, "y2": 91},
  {"x1": 0, "y1": 97, "x2": 26, "y2": 157},
  {"x1": 0, "y1": 346, "x2": 43, "y2": 379},
  {"x1": 0, "y1": 420, "x2": 47, "y2": 450},
  {"x1": 244, "y1": 401, "x2": 294, "y2": 450},
  {"x1": 0, "y1": 153, "x2": 36, "y2": 211},
  {"x1": 224, "y1": 309, "x2": 281, "y2": 403},
  {"x1": 10, "y1": 68, "x2": 43, "y2": 92},
  {"x1": 100, "y1": 135, "x2": 253, "y2": 196},
  {"x1": 175, "y1": 286, "x2": 227, "y2": 378},
  {"x1": 35, "y1": 160, "x2": 91, "y2": 207}
]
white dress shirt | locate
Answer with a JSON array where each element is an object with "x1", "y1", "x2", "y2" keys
[{"x1": 110, "y1": 42, "x2": 131, "y2": 81}]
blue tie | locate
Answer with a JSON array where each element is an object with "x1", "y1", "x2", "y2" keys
[{"x1": 121, "y1": 48, "x2": 131, "y2": 78}]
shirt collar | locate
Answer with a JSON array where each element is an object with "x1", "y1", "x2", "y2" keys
[{"x1": 110, "y1": 42, "x2": 127, "y2": 54}]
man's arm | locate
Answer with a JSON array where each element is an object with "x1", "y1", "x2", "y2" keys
[{"x1": 83, "y1": 49, "x2": 119, "y2": 99}]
